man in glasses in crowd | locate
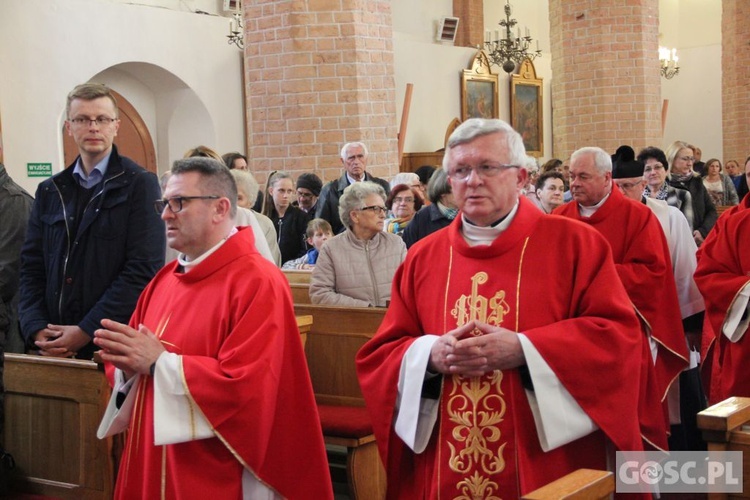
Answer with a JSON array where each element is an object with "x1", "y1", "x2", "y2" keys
[
  {"x1": 95, "y1": 156, "x2": 331, "y2": 499},
  {"x1": 357, "y1": 118, "x2": 646, "y2": 498},
  {"x1": 19, "y1": 83, "x2": 164, "y2": 360},
  {"x1": 315, "y1": 141, "x2": 390, "y2": 234}
]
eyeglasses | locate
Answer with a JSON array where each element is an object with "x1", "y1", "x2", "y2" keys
[
  {"x1": 69, "y1": 117, "x2": 118, "y2": 127},
  {"x1": 154, "y1": 196, "x2": 220, "y2": 214},
  {"x1": 358, "y1": 205, "x2": 387, "y2": 214},
  {"x1": 677, "y1": 156, "x2": 695, "y2": 162},
  {"x1": 643, "y1": 165, "x2": 665, "y2": 173},
  {"x1": 615, "y1": 181, "x2": 642, "y2": 190},
  {"x1": 297, "y1": 191, "x2": 314, "y2": 199},
  {"x1": 393, "y1": 197, "x2": 414, "y2": 204},
  {"x1": 448, "y1": 163, "x2": 518, "y2": 181}
]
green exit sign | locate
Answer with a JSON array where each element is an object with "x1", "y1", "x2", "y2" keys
[{"x1": 27, "y1": 163, "x2": 52, "y2": 177}]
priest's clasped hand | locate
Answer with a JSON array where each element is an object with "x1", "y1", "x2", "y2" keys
[
  {"x1": 94, "y1": 319, "x2": 166, "y2": 380},
  {"x1": 428, "y1": 320, "x2": 525, "y2": 377}
]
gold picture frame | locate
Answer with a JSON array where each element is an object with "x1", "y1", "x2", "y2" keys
[
  {"x1": 511, "y1": 58, "x2": 543, "y2": 157},
  {"x1": 461, "y1": 51, "x2": 499, "y2": 122}
]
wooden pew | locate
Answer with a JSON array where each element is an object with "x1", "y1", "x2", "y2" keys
[
  {"x1": 283, "y1": 270, "x2": 312, "y2": 304},
  {"x1": 289, "y1": 283, "x2": 312, "y2": 304},
  {"x1": 3, "y1": 354, "x2": 114, "y2": 499},
  {"x1": 2, "y1": 315, "x2": 312, "y2": 499},
  {"x1": 283, "y1": 269, "x2": 312, "y2": 285},
  {"x1": 521, "y1": 469, "x2": 614, "y2": 500},
  {"x1": 697, "y1": 396, "x2": 750, "y2": 499},
  {"x1": 293, "y1": 304, "x2": 387, "y2": 500}
]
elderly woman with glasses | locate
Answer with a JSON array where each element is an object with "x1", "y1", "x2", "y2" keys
[
  {"x1": 310, "y1": 181, "x2": 406, "y2": 307},
  {"x1": 384, "y1": 184, "x2": 424, "y2": 237},
  {"x1": 664, "y1": 141, "x2": 718, "y2": 246}
]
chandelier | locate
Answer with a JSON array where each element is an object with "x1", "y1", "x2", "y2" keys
[
  {"x1": 484, "y1": 1, "x2": 542, "y2": 74},
  {"x1": 227, "y1": 1, "x2": 244, "y2": 49},
  {"x1": 659, "y1": 46, "x2": 679, "y2": 79}
]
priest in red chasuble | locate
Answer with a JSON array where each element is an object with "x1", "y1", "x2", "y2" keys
[
  {"x1": 694, "y1": 208, "x2": 750, "y2": 403},
  {"x1": 94, "y1": 157, "x2": 332, "y2": 500},
  {"x1": 356, "y1": 119, "x2": 646, "y2": 498},
  {"x1": 696, "y1": 190, "x2": 750, "y2": 402},
  {"x1": 555, "y1": 147, "x2": 689, "y2": 451}
]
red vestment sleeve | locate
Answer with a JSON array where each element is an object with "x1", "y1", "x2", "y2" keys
[{"x1": 694, "y1": 210, "x2": 750, "y2": 401}]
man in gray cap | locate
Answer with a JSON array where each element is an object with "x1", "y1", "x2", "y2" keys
[{"x1": 295, "y1": 172, "x2": 322, "y2": 215}]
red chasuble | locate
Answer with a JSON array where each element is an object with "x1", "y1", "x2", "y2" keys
[
  {"x1": 357, "y1": 198, "x2": 644, "y2": 498},
  {"x1": 696, "y1": 193, "x2": 750, "y2": 401},
  {"x1": 110, "y1": 228, "x2": 332, "y2": 500},
  {"x1": 555, "y1": 187, "x2": 689, "y2": 450},
  {"x1": 694, "y1": 209, "x2": 750, "y2": 403}
]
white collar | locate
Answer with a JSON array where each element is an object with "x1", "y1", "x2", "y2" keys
[
  {"x1": 177, "y1": 227, "x2": 238, "y2": 272},
  {"x1": 577, "y1": 190, "x2": 611, "y2": 218},
  {"x1": 460, "y1": 200, "x2": 519, "y2": 247}
]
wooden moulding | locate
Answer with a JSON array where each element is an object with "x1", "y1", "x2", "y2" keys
[{"x1": 521, "y1": 469, "x2": 614, "y2": 500}]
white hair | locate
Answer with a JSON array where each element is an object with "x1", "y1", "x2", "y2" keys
[
  {"x1": 570, "y1": 147, "x2": 612, "y2": 174},
  {"x1": 390, "y1": 172, "x2": 419, "y2": 189}
]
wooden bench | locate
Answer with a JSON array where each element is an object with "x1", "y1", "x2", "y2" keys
[
  {"x1": 2, "y1": 315, "x2": 312, "y2": 499},
  {"x1": 283, "y1": 270, "x2": 312, "y2": 304},
  {"x1": 3, "y1": 354, "x2": 115, "y2": 499},
  {"x1": 697, "y1": 396, "x2": 750, "y2": 499},
  {"x1": 521, "y1": 469, "x2": 614, "y2": 499},
  {"x1": 294, "y1": 304, "x2": 387, "y2": 500},
  {"x1": 283, "y1": 269, "x2": 312, "y2": 284}
]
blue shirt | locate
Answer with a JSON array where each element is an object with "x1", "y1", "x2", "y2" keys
[{"x1": 73, "y1": 153, "x2": 111, "y2": 189}]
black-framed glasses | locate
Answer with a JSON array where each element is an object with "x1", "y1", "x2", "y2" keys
[
  {"x1": 154, "y1": 196, "x2": 220, "y2": 214},
  {"x1": 69, "y1": 117, "x2": 118, "y2": 127},
  {"x1": 448, "y1": 163, "x2": 519, "y2": 181},
  {"x1": 358, "y1": 205, "x2": 387, "y2": 215}
]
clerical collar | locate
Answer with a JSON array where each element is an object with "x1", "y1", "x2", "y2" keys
[
  {"x1": 177, "y1": 227, "x2": 238, "y2": 273},
  {"x1": 460, "y1": 200, "x2": 519, "y2": 247},
  {"x1": 577, "y1": 190, "x2": 611, "y2": 218}
]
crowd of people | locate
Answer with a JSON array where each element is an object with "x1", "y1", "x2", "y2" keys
[{"x1": 1, "y1": 82, "x2": 749, "y2": 497}]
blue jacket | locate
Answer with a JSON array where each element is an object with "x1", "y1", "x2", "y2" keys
[{"x1": 19, "y1": 146, "x2": 165, "y2": 358}]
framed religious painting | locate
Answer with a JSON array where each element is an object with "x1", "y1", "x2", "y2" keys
[
  {"x1": 511, "y1": 58, "x2": 543, "y2": 157},
  {"x1": 461, "y1": 51, "x2": 499, "y2": 122}
]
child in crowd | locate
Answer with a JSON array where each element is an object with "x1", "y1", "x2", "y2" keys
[{"x1": 281, "y1": 218, "x2": 333, "y2": 270}]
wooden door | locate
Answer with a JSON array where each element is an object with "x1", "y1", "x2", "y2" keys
[{"x1": 62, "y1": 89, "x2": 157, "y2": 173}]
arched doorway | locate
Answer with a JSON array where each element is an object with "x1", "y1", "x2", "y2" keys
[{"x1": 62, "y1": 89, "x2": 157, "y2": 173}]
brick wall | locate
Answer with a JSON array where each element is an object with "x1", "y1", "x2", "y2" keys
[
  {"x1": 453, "y1": 0, "x2": 483, "y2": 49},
  {"x1": 549, "y1": 0, "x2": 662, "y2": 159},
  {"x1": 722, "y1": 0, "x2": 750, "y2": 165},
  {"x1": 244, "y1": 0, "x2": 399, "y2": 183}
]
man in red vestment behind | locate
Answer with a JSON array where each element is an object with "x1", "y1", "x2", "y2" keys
[
  {"x1": 94, "y1": 157, "x2": 332, "y2": 499},
  {"x1": 555, "y1": 147, "x2": 689, "y2": 451},
  {"x1": 356, "y1": 119, "x2": 646, "y2": 498},
  {"x1": 694, "y1": 208, "x2": 750, "y2": 403}
]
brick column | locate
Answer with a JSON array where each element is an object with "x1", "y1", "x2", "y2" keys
[
  {"x1": 722, "y1": 1, "x2": 750, "y2": 164},
  {"x1": 243, "y1": 0, "x2": 398, "y2": 182},
  {"x1": 453, "y1": 0, "x2": 483, "y2": 49},
  {"x1": 549, "y1": 0, "x2": 662, "y2": 158}
]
